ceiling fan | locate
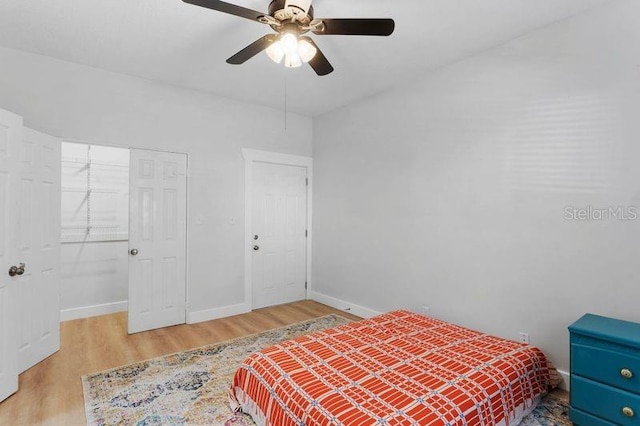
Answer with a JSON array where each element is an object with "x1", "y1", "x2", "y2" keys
[{"x1": 182, "y1": 0, "x2": 395, "y2": 76}]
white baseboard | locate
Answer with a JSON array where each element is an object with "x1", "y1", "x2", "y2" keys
[
  {"x1": 187, "y1": 303, "x2": 250, "y2": 324},
  {"x1": 557, "y1": 369, "x2": 570, "y2": 391},
  {"x1": 308, "y1": 291, "x2": 382, "y2": 319},
  {"x1": 61, "y1": 301, "x2": 128, "y2": 321}
]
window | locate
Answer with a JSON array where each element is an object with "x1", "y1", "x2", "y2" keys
[{"x1": 61, "y1": 142, "x2": 129, "y2": 243}]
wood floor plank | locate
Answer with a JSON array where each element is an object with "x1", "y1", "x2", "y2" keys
[{"x1": 0, "y1": 300, "x2": 359, "y2": 425}]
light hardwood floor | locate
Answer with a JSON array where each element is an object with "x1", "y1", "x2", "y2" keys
[{"x1": 0, "y1": 300, "x2": 360, "y2": 425}]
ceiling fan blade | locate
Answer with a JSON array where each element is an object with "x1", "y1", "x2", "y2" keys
[
  {"x1": 227, "y1": 35, "x2": 278, "y2": 65},
  {"x1": 183, "y1": 0, "x2": 266, "y2": 22},
  {"x1": 312, "y1": 18, "x2": 395, "y2": 36},
  {"x1": 302, "y1": 38, "x2": 334, "y2": 76}
]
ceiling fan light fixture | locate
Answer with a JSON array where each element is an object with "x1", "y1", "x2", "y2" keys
[
  {"x1": 297, "y1": 38, "x2": 317, "y2": 63},
  {"x1": 266, "y1": 32, "x2": 315, "y2": 67},
  {"x1": 280, "y1": 33, "x2": 299, "y2": 56},
  {"x1": 266, "y1": 41, "x2": 285, "y2": 63},
  {"x1": 284, "y1": 53, "x2": 303, "y2": 68}
]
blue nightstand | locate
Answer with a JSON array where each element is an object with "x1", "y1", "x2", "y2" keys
[{"x1": 569, "y1": 314, "x2": 640, "y2": 425}]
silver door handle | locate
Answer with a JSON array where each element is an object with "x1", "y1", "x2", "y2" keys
[
  {"x1": 130, "y1": 249, "x2": 139, "y2": 256},
  {"x1": 8, "y1": 263, "x2": 25, "y2": 277}
]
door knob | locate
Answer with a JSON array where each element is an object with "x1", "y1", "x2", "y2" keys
[
  {"x1": 253, "y1": 245, "x2": 260, "y2": 251},
  {"x1": 8, "y1": 263, "x2": 25, "y2": 277},
  {"x1": 130, "y1": 249, "x2": 139, "y2": 256},
  {"x1": 254, "y1": 235, "x2": 259, "y2": 240}
]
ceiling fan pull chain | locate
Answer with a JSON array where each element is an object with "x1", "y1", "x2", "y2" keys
[{"x1": 284, "y1": 72, "x2": 288, "y2": 131}]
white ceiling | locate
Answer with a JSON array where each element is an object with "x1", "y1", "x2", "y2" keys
[{"x1": 0, "y1": 0, "x2": 610, "y2": 116}]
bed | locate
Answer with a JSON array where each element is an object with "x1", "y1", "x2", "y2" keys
[{"x1": 229, "y1": 310, "x2": 559, "y2": 425}]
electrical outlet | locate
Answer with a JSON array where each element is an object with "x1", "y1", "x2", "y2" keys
[
  {"x1": 422, "y1": 306, "x2": 430, "y2": 315},
  {"x1": 519, "y1": 332, "x2": 530, "y2": 344}
]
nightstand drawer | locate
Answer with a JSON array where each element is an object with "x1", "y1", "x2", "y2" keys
[
  {"x1": 572, "y1": 343, "x2": 640, "y2": 393},
  {"x1": 572, "y1": 375, "x2": 640, "y2": 425},
  {"x1": 570, "y1": 407, "x2": 616, "y2": 426}
]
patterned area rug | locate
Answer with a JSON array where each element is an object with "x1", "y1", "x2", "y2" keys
[
  {"x1": 520, "y1": 390, "x2": 570, "y2": 425},
  {"x1": 83, "y1": 315, "x2": 350, "y2": 425},
  {"x1": 83, "y1": 315, "x2": 571, "y2": 425}
]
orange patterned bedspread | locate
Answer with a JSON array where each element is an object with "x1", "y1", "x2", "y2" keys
[{"x1": 230, "y1": 311, "x2": 556, "y2": 426}]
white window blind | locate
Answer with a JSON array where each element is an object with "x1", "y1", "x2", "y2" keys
[{"x1": 61, "y1": 142, "x2": 129, "y2": 243}]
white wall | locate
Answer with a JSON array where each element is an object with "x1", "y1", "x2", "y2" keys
[
  {"x1": 60, "y1": 142, "x2": 130, "y2": 317},
  {"x1": 0, "y1": 45, "x2": 312, "y2": 319},
  {"x1": 60, "y1": 241, "x2": 128, "y2": 317},
  {"x1": 312, "y1": 0, "x2": 640, "y2": 375}
]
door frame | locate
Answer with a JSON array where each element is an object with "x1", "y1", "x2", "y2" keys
[{"x1": 242, "y1": 148, "x2": 312, "y2": 311}]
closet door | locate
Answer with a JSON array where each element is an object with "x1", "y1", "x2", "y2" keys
[
  {"x1": 128, "y1": 149, "x2": 187, "y2": 334},
  {"x1": 0, "y1": 108, "x2": 22, "y2": 403},
  {"x1": 16, "y1": 128, "x2": 61, "y2": 373}
]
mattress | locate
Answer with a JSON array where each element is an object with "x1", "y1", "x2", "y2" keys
[{"x1": 229, "y1": 310, "x2": 558, "y2": 425}]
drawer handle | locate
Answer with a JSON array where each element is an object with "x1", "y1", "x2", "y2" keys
[
  {"x1": 623, "y1": 407, "x2": 635, "y2": 418},
  {"x1": 621, "y1": 368, "x2": 634, "y2": 379}
]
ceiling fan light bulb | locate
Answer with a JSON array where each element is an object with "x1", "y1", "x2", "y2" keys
[
  {"x1": 297, "y1": 39, "x2": 317, "y2": 63},
  {"x1": 284, "y1": 53, "x2": 303, "y2": 68},
  {"x1": 266, "y1": 41, "x2": 285, "y2": 64},
  {"x1": 281, "y1": 33, "x2": 299, "y2": 56}
]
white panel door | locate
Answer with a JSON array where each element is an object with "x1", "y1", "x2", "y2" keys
[
  {"x1": 128, "y1": 149, "x2": 187, "y2": 334},
  {"x1": 252, "y1": 162, "x2": 307, "y2": 309},
  {"x1": 0, "y1": 108, "x2": 22, "y2": 402},
  {"x1": 17, "y1": 128, "x2": 61, "y2": 373}
]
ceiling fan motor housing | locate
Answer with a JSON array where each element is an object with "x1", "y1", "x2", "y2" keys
[{"x1": 269, "y1": 0, "x2": 314, "y2": 26}]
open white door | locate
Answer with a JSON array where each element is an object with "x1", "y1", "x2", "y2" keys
[
  {"x1": 0, "y1": 108, "x2": 22, "y2": 402},
  {"x1": 17, "y1": 128, "x2": 60, "y2": 373},
  {"x1": 128, "y1": 149, "x2": 187, "y2": 334},
  {"x1": 252, "y1": 162, "x2": 307, "y2": 309}
]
